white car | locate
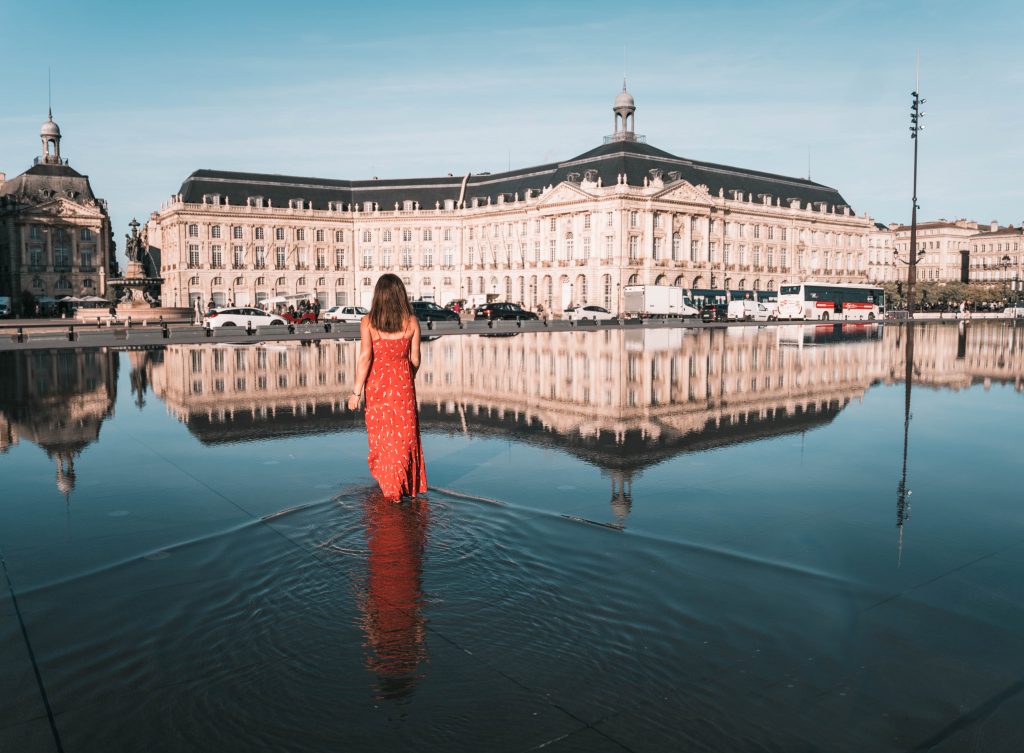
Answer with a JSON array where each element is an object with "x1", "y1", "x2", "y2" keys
[
  {"x1": 565, "y1": 305, "x2": 616, "y2": 322},
  {"x1": 323, "y1": 305, "x2": 368, "y2": 323},
  {"x1": 1004, "y1": 305, "x2": 1024, "y2": 318},
  {"x1": 204, "y1": 306, "x2": 287, "y2": 328}
]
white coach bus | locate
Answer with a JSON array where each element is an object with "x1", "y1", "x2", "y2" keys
[{"x1": 777, "y1": 283, "x2": 886, "y2": 321}]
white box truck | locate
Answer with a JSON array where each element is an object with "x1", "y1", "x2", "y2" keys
[{"x1": 622, "y1": 285, "x2": 698, "y2": 318}]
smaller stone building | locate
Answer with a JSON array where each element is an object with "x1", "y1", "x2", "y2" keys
[{"x1": 0, "y1": 112, "x2": 114, "y2": 314}]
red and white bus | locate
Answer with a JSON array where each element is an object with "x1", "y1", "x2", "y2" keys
[{"x1": 777, "y1": 283, "x2": 886, "y2": 321}]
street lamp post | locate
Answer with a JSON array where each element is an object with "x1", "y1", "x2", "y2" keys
[
  {"x1": 907, "y1": 60, "x2": 925, "y2": 318},
  {"x1": 1002, "y1": 254, "x2": 1019, "y2": 306}
]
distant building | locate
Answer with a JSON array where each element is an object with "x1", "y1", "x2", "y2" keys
[
  {"x1": 147, "y1": 86, "x2": 877, "y2": 313},
  {"x1": 0, "y1": 112, "x2": 114, "y2": 314},
  {"x1": 966, "y1": 221, "x2": 1022, "y2": 285}
]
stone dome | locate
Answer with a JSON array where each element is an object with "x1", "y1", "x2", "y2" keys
[
  {"x1": 41, "y1": 117, "x2": 61, "y2": 137},
  {"x1": 614, "y1": 88, "x2": 635, "y2": 110}
]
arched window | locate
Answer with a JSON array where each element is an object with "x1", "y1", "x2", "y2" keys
[
  {"x1": 724, "y1": 277, "x2": 732, "y2": 289},
  {"x1": 767, "y1": 280, "x2": 775, "y2": 290},
  {"x1": 190, "y1": 276, "x2": 200, "y2": 285},
  {"x1": 655, "y1": 274, "x2": 667, "y2": 285},
  {"x1": 753, "y1": 279, "x2": 761, "y2": 290},
  {"x1": 628, "y1": 274, "x2": 639, "y2": 285},
  {"x1": 673, "y1": 275, "x2": 684, "y2": 286}
]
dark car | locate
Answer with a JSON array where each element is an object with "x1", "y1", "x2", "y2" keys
[
  {"x1": 411, "y1": 300, "x2": 460, "y2": 322},
  {"x1": 700, "y1": 303, "x2": 727, "y2": 322},
  {"x1": 474, "y1": 302, "x2": 539, "y2": 321}
]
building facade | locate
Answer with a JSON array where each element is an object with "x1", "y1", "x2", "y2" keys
[
  {"x1": 966, "y1": 222, "x2": 1022, "y2": 286},
  {"x1": 148, "y1": 88, "x2": 877, "y2": 313},
  {"x1": 0, "y1": 112, "x2": 115, "y2": 314}
]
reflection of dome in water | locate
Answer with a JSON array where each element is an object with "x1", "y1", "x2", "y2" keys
[{"x1": 55, "y1": 454, "x2": 77, "y2": 496}]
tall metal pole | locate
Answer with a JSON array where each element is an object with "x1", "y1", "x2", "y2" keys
[{"x1": 908, "y1": 54, "x2": 924, "y2": 319}]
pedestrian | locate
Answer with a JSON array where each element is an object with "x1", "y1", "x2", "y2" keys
[
  {"x1": 108, "y1": 303, "x2": 117, "y2": 323},
  {"x1": 347, "y1": 274, "x2": 427, "y2": 502},
  {"x1": 313, "y1": 299, "x2": 321, "y2": 322}
]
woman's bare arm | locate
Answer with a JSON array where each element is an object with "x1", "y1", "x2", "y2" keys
[
  {"x1": 409, "y1": 317, "x2": 422, "y2": 376},
  {"x1": 347, "y1": 318, "x2": 374, "y2": 409}
]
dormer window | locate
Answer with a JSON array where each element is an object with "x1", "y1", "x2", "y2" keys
[
  {"x1": 248, "y1": 196, "x2": 265, "y2": 208},
  {"x1": 403, "y1": 200, "x2": 414, "y2": 211},
  {"x1": 203, "y1": 193, "x2": 221, "y2": 205},
  {"x1": 289, "y1": 198, "x2": 305, "y2": 209}
]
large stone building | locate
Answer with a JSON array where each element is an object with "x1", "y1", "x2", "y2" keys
[
  {"x1": 966, "y1": 222, "x2": 1022, "y2": 286},
  {"x1": 0, "y1": 112, "x2": 115, "y2": 314},
  {"x1": 147, "y1": 87, "x2": 877, "y2": 313}
]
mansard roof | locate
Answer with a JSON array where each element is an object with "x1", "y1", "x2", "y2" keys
[
  {"x1": 0, "y1": 162, "x2": 98, "y2": 203},
  {"x1": 178, "y1": 138, "x2": 854, "y2": 214}
]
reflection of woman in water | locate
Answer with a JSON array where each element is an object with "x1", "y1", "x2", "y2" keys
[
  {"x1": 359, "y1": 492, "x2": 429, "y2": 699},
  {"x1": 348, "y1": 275, "x2": 428, "y2": 501}
]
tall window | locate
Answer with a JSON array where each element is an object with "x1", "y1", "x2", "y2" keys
[
  {"x1": 188, "y1": 244, "x2": 200, "y2": 268},
  {"x1": 315, "y1": 229, "x2": 325, "y2": 242},
  {"x1": 255, "y1": 227, "x2": 265, "y2": 240},
  {"x1": 549, "y1": 240, "x2": 556, "y2": 262},
  {"x1": 383, "y1": 229, "x2": 392, "y2": 243},
  {"x1": 753, "y1": 246, "x2": 761, "y2": 268},
  {"x1": 276, "y1": 247, "x2": 286, "y2": 269},
  {"x1": 211, "y1": 226, "x2": 222, "y2": 239},
  {"x1": 80, "y1": 228, "x2": 93, "y2": 241},
  {"x1": 444, "y1": 228, "x2": 453, "y2": 242},
  {"x1": 362, "y1": 230, "x2": 372, "y2": 243},
  {"x1": 296, "y1": 229, "x2": 305, "y2": 241},
  {"x1": 423, "y1": 248, "x2": 433, "y2": 267},
  {"x1": 402, "y1": 248, "x2": 413, "y2": 268},
  {"x1": 211, "y1": 245, "x2": 223, "y2": 268},
  {"x1": 335, "y1": 230, "x2": 344, "y2": 242},
  {"x1": 584, "y1": 214, "x2": 591, "y2": 230},
  {"x1": 382, "y1": 249, "x2": 393, "y2": 267},
  {"x1": 583, "y1": 236, "x2": 591, "y2": 261},
  {"x1": 188, "y1": 224, "x2": 199, "y2": 238},
  {"x1": 335, "y1": 249, "x2": 345, "y2": 269},
  {"x1": 443, "y1": 247, "x2": 453, "y2": 267},
  {"x1": 605, "y1": 237, "x2": 613, "y2": 260},
  {"x1": 423, "y1": 229, "x2": 432, "y2": 241},
  {"x1": 603, "y1": 274, "x2": 612, "y2": 310},
  {"x1": 233, "y1": 245, "x2": 244, "y2": 268},
  {"x1": 275, "y1": 228, "x2": 285, "y2": 241},
  {"x1": 362, "y1": 249, "x2": 373, "y2": 268},
  {"x1": 53, "y1": 229, "x2": 70, "y2": 268},
  {"x1": 723, "y1": 244, "x2": 730, "y2": 264},
  {"x1": 653, "y1": 237, "x2": 662, "y2": 261},
  {"x1": 566, "y1": 234, "x2": 574, "y2": 261},
  {"x1": 255, "y1": 246, "x2": 266, "y2": 268},
  {"x1": 316, "y1": 248, "x2": 326, "y2": 270},
  {"x1": 767, "y1": 249, "x2": 774, "y2": 268},
  {"x1": 780, "y1": 249, "x2": 788, "y2": 269},
  {"x1": 628, "y1": 236, "x2": 639, "y2": 261},
  {"x1": 630, "y1": 211, "x2": 639, "y2": 228},
  {"x1": 672, "y1": 234, "x2": 680, "y2": 260},
  {"x1": 690, "y1": 240, "x2": 699, "y2": 262},
  {"x1": 402, "y1": 229, "x2": 412, "y2": 242},
  {"x1": 81, "y1": 248, "x2": 94, "y2": 270},
  {"x1": 233, "y1": 226, "x2": 243, "y2": 240}
]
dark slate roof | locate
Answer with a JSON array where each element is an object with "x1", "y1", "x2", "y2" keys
[
  {"x1": 177, "y1": 138, "x2": 855, "y2": 213},
  {"x1": 0, "y1": 161, "x2": 97, "y2": 202}
]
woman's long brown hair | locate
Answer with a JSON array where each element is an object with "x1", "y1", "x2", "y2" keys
[{"x1": 369, "y1": 274, "x2": 414, "y2": 333}]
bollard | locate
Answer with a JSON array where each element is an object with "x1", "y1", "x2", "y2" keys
[
  {"x1": 516, "y1": 315, "x2": 521, "y2": 328},
  {"x1": 288, "y1": 324, "x2": 295, "y2": 335},
  {"x1": 487, "y1": 319, "x2": 493, "y2": 329},
  {"x1": 427, "y1": 319, "x2": 434, "y2": 331},
  {"x1": 162, "y1": 321, "x2": 170, "y2": 339},
  {"x1": 67, "y1": 325, "x2": 75, "y2": 342},
  {"x1": 324, "y1": 322, "x2": 331, "y2": 333},
  {"x1": 127, "y1": 316, "x2": 133, "y2": 328},
  {"x1": 205, "y1": 323, "x2": 212, "y2": 337},
  {"x1": 246, "y1": 319, "x2": 254, "y2": 336},
  {"x1": 17, "y1": 327, "x2": 24, "y2": 343}
]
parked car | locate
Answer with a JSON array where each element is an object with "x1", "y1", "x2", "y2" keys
[
  {"x1": 282, "y1": 310, "x2": 318, "y2": 325},
  {"x1": 1004, "y1": 305, "x2": 1024, "y2": 318},
  {"x1": 700, "y1": 303, "x2": 728, "y2": 322},
  {"x1": 323, "y1": 305, "x2": 368, "y2": 323},
  {"x1": 474, "y1": 302, "x2": 539, "y2": 321},
  {"x1": 411, "y1": 300, "x2": 460, "y2": 322},
  {"x1": 565, "y1": 304, "x2": 616, "y2": 322},
  {"x1": 204, "y1": 307, "x2": 287, "y2": 328}
]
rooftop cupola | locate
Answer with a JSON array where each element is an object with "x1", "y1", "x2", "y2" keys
[
  {"x1": 40, "y1": 109, "x2": 63, "y2": 165},
  {"x1": 606, "y1": 80, "x2": 644, "y2": 144}
]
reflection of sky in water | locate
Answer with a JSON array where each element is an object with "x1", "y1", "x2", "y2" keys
[{"x1": 1, "y1": 322, "x2": 1023, "y2": 752}]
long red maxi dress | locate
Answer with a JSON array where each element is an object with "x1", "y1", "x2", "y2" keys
[{"x1": 364, "y1": 335, "x2": 428, "y2": 500}]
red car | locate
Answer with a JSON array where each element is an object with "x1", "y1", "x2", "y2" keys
[{"x1": 282, "y1": 310, "x2": 318, "y2": 324}]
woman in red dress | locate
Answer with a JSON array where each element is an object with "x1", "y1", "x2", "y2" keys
[{"x1": 347, "y1": 274, "x2": 428, "y2": 501}]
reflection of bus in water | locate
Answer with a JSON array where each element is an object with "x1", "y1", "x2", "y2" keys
[
  {"x1": 777, "y1": 283, "x2": 884, "y2": 321},
  {"x1": 778, "y1": 322, "x2": 883, "y2": 347}
]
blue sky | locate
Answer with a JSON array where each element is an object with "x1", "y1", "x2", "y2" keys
[{"x1": 2, "y1": 0, "x2": 1021, "y2": 258}]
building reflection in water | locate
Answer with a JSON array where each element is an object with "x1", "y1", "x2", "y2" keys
[
  {"x1": 0, "y1": 348, "x2": 119, "y2": 497},
  {"x1": 356, "y1": 493, "x2": 429, "y2": 700}
]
